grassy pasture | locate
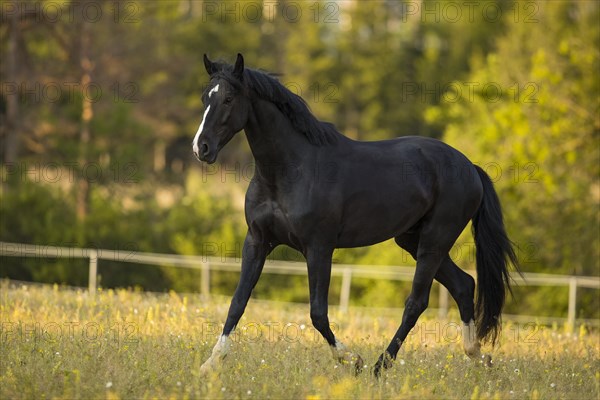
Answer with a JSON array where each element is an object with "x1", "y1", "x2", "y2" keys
[{"x1": 0, "y1": 281, "x2": 598, "y2": 399}]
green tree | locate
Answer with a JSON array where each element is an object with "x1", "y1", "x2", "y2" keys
[{"x1": 428, "y1": 0, "x2": 599, "y2": 317}]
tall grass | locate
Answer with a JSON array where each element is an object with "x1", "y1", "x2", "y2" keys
[{"x1": 1, "y1": 281, "x2": 598, "y2": 399}]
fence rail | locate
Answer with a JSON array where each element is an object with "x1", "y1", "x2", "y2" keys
[{"x1": 1, "y1": 241, "x2": 599, "y2": 327}]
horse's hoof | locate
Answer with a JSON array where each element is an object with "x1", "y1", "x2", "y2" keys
[
  {"x1": 481, "y1": 354, "x2": 493, "y2": 367},
  {"x1": 372, "y1": 353, "x2": 393, "y2": 378},
  {"x1": 465, "y1": 346, "x2": 482, "y2": 359},
  {"x1": 337, "y1": 351, "x2": 365, "y2": 376},
  {"x1": 199, "y1": 354, "x2": 223, "y2": 375},
  {"x1": 353, "y1": 354, "x2": 366, "y2": 376},
  {"x1": 373, "y1": 363, "x2": 382, "y2": 379},
  {"x1": 332, "y1": 341, "x2": 365, "y2": 376},
  {"x1": 199, "y1": 362, "x2": 212, "y2": 375}
]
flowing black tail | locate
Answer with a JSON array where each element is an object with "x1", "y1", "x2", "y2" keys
[{"x1": 472, "y1": 165, "x2": 519, "y2": 344}]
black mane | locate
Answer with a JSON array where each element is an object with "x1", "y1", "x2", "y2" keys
[{"x1": 210, "y1": 62, "x2": 339, "y2": 146}]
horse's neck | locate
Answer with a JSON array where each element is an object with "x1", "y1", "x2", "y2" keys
[{"x1": 244, "y1": 99, "x2": 312, "y2": 167}]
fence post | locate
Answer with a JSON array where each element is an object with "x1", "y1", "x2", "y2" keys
[
  {"x1": 567, "y1": 277, "x2": 577, "y2": 330},
  {"x1": 201, "y1": 261, "x2": 210, "y2": 299},
  {"x1": 340, "y1": 268, "x2": 352, "y2": 313},
  {"x1": 438, "y1": 284, "x2": 449, "y2": 319},
  {"x1": 88, "y1": 249, "x2": 98, "y2": 296}
]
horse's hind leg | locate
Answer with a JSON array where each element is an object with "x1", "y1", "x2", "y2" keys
[
  {"x1": 396, "y1": 232, "x2": 484, "y2": 361},
  {"x1": 434, "y1": 258, "x2": 481, "y2": 359},
  {"x1": 373, "y1": 229, "x2": 449, "y2": 377}
]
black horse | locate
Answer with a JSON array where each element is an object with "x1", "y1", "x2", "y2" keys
[{"x1": 194, "y1": 54, "x2": 518, "y2": 377}]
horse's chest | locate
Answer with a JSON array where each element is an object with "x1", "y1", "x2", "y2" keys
[
  {"x1": 246, "y1": 180, "x2": 330, "y2": 249},
  {"x1": 271, "y1": 200, "x2": 306, "y2": 231},
  {"x1": 265, "y1": 197, "x2": 321, "y2": 247}
]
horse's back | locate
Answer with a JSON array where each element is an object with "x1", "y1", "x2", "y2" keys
[
  {"x1": 339, "y1": 135, "x2": 480, "y2": 194},
  {"x1": 326, "y1": 135, "x2": 483, "y2": 247}
]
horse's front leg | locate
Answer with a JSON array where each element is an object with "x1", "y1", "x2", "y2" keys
[
  {"x1": 200, "y1": 232, "x2": 270, "y2": 374},
  {"x1": 306, "y1": 246, "x2": 365, "y2": 375}
]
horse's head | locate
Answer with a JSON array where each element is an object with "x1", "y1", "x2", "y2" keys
[{"x1": 192, "y1": 53, "x2": 251, "y2": 163}]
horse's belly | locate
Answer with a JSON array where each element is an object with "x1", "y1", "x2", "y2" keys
[{"x1": 335, "y1": 200, "x2": 428, "y2": 248}]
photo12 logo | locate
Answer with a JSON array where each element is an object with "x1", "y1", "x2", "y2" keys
[
  {"x1": 1, "y1": 81, "x2": 139, "y2": 105},
  {"x1": 400, "y1": 81, "x2": 539, "y2": 104},
  {"x1": 2, "y1": 161, "x2": 140, "y2": 184},
  {"x1": 399, "y1": 1, "x2": 539, "y2": 24},
  {"x1": 0, "y1": 1, "x2": 140, "y2": 24},
  {"x1": 201, "y1": 321, "x2": 339, "y2": 344},
  {"x1": 200, "y1": 1, "x2": 340, "y2": 24},
  {"x1": 407, "y1": 321, "x2": 540, "y2": 344},
  {"x1": 1, "y1": 321, "x2": 140, "y2": 345},
  {"x1": 0, "y1": 241, "x2": 140, "y2": 263}
]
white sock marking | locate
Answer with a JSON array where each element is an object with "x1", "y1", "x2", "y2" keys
[
  {"x1": 331, "y1": 338, "x2": 347, "y2": 359},
  {"x1": 212, "y1": 334, "x2": 230, "y2": 356},
  {"x1": 463, "y1": 319, "x2": 480, "y2": 356},
  {"x1": 192, "y1": 105, "x2": 211, "y2": 156},
  {"x1": 200, "y1": 334, "x2": 231, "y2": 373}
]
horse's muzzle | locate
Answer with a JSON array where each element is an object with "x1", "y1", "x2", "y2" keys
[{"x1": 194, "y1": 142, "x2": 216, "y2": 164}]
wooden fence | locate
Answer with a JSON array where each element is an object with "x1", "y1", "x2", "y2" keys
[{"x1": 1, "y1": 241, "x2": 598, "y2": 327}]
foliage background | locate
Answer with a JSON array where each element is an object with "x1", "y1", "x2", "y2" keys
[{"x1": 1, "y1": 0, "x2": 598, "y2": 318}]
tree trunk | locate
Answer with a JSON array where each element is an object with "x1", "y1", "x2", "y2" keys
[
  {"x1": 76, "y1": 20, "x2": 94, "y2": 221},
  {"x1": 4, "y1": 3, "x2": 20, "y2": 165}
]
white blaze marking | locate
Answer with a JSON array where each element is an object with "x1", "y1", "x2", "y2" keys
[
  {"x1": 192, "y1": 105, "x2": 211, "y2": 156},
  {"x1": 208, "y1": 84, "x2": 219, "y2": 98}
]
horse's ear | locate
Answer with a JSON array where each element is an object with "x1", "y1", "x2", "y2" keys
[
  {"x1": 233, "y1": 53, "x2": 244, "y2": 80},
  {"x1": 204, "y1": 54, "x2": 217, "y2": 76}
]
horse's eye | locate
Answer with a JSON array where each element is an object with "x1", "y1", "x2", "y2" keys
[{"x1": 224, "y1": 97, "x2": 233, "y2": 105}]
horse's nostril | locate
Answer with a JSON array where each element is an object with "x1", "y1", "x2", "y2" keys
[{"x1": 201, "y1": 143, "x2": 209, "y2": 156}]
